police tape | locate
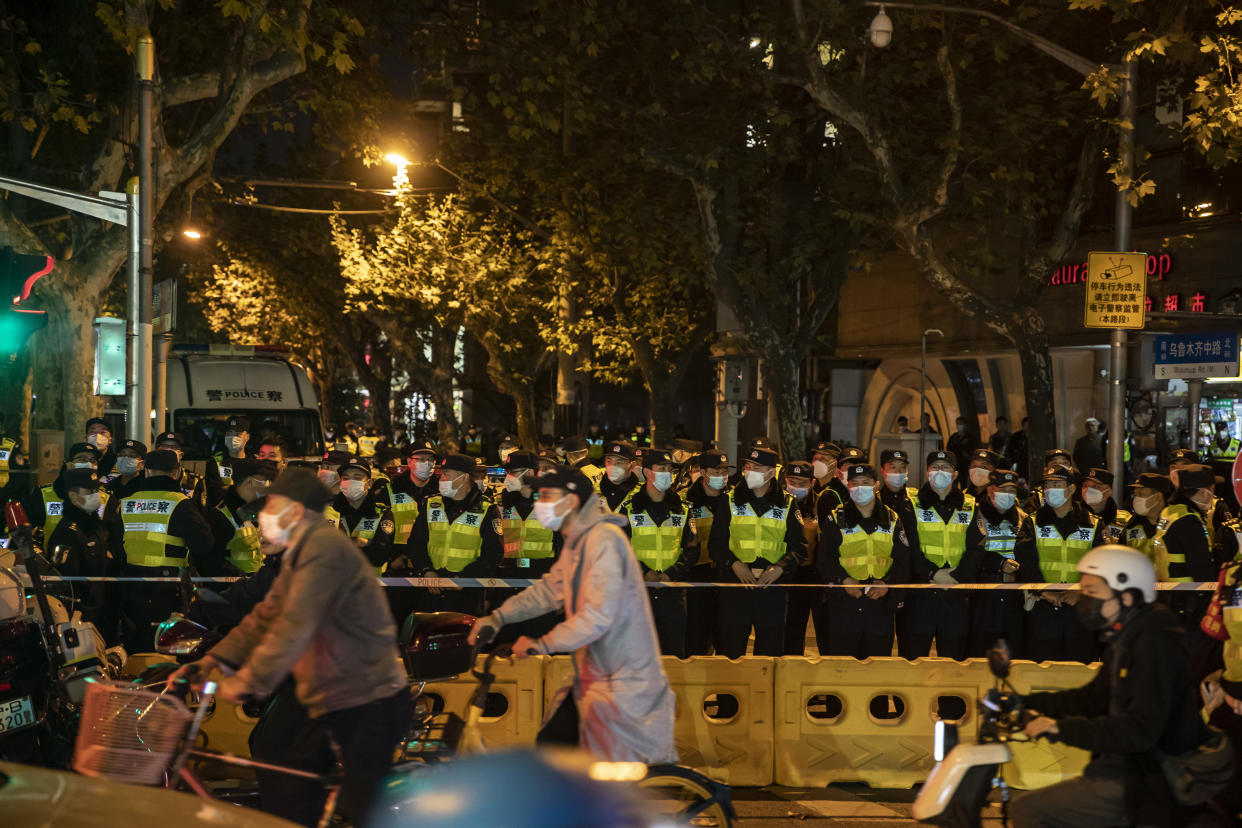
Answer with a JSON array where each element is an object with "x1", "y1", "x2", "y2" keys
[{"x1": 16, "y1": 574, "x2": 1220, "y2": 590}]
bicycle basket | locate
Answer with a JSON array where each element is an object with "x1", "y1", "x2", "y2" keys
[{"x1": 72, "y1": 677, "x2": 194, "y2": 785}]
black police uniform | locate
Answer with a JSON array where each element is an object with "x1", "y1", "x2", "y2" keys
[
  {"x1": 957, "y1": 495, "x2": 1027, "y2": 658},
  {"x1": 494, "y1": 486, "x2": 563, "y2": 642},
  {"x1": 600, "y1": 473, "x2": 642, "y2": 513},
  {"x1": 684, "y1": 475, "x2": 727, "y2": 656},
  {"x1": 46, "y1": 499, "x2": 115, "y2": 644},
  {"x1": 404, "y1": 484, "x2": 504, "y2": 617},
  {"x1": 782, "y1": 489, "x2": 830, "y2": 656},
  {"x1": 619, "y1": 486, "x2": 698, "y2": 658},
  {"x1": 897, "y1": 483, "x2": 973, "y2": 661}
]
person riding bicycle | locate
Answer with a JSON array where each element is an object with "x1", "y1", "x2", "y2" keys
[
  {"x1": 1010, "y1": 544, "x2": 1212, "y2": 827},
  {"x1": 467, "y1": 467, "x2": 677, "y2": 765}
]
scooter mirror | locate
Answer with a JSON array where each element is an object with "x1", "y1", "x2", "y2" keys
[
  {"x1": 155, "y1": 614, "x2": 213, "y2": 655},
  {"x1": 987, "y1": 640, "x2": 1011, "y2": 679}
]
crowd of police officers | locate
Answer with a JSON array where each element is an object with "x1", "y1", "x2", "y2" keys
[{"x1": 1, "y1": 410, "x2": 1239, "y2": 670}]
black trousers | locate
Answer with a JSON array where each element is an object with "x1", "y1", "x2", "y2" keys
[
  {"x1": 119, "y1": 565, "x2": 183, "y2": 654},
  {"x1": 716, "y1": 587, "x2": 786, "y2": 658},
  {"x1": 649, "y1": 587, "x2": 688, "y2": 658},
  {"x1": 253, "y1": 688, "x2": 414, "y2": 827},
  {"x1": 249, "y1": 681, "x2": 336, "y2": 827},
  {"x1": 1026, "y1": 598, "x2": 1099, "y2": 663},
  {"x1": 967, "y1": 590, "x2": 1027, "y2": 659},
  {"x1": 823, "y1": 590, "x2": 895, "y2": 659},
  {"x1": 684, "y1": 564, "x2": 718, "y2": 656},
  {"x1": 896, "y1": 590, "x2": 969, "y2": 660},
  {"x1": 783, "y1": 566, "x2": 830, "y2": 655}
]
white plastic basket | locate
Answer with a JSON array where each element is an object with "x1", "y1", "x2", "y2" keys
[{"x1": 72, "y1": 677, "x2": 194, "y2": 785}]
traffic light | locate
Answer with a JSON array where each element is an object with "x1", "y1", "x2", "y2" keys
[{"x1": 0, "y1": 247, "x2": 53, "y2": 356}]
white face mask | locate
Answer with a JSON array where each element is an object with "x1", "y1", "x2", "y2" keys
[
  {"x1": 837, "y1": 467, "x2": 849, "y2": 484},
  {"x1": 259, "y1": 503, "x2": 297, "y2": 547},
  {"x1": 439, "y1": 478, "x2": 459, "y2": 499},
  {"x1": 812, "y1": 460, "x2": 830, "y2": 479},
  {"x1": 885, "y1": 472, "x2": 908, "y2": 489},
  {"x1": 534, "y1": 495, "x2": 569, "y2": 530},
  {"x1": 1132, "y1": 494, "x2": 1158, "y2": 516},
  {"x1": 411, "y1": 459, "x2": 434, "y2": 480},
  {"x1": 606, "y1": 464, "x2": 630, "y2": 484},
  {"x1": 787, "y1": 485, "x2": 809, "y2": 500},
  {"x1": 706, "y1": 474, "x2": 727, "y2": 492},
  {"x1": 991, "y1": 491, "x2": 1016, "y2": 512},
  {"x1": 745, "y1": 470, "x2": 769, "y2": 490},
  {"x1": 341, "y1": 479, "x2": 367, "y2": 500},
  {"x1": 504, "y1": 473, "x2": 525, "y2": 492},
  {"x1": 318, "y1": 469, "x2": 340, "y2": 487},
  {"x1": 1082, "y1": 487, "x2": 1106, "y2": 506},
  {"x1": 1045, "y1": 487, "x2": 1069, "y2": 508},
  {"x1": 79, "y1": 492, "x2": 102, "y2": 514},
  {"x1": 116, "y1": 456, "x2": 140, "y2": 476},
  {"x1": 87, "y1": 433, "x2": 111, "y2": 450},
  {"x1": 969, "y1": 467, "x2": 991, "y2": 487},
  {"x1": 849, "y1": 485, "x2": 875, "y2": 505},
  {"x1": 929, "y1": 470, "x2": 953, "y2": 491},
  {"x1": 70, "y1": 461, "x2": 96, "y2": 471},
  {"x1": 651, "y1": 471, "x2": 673, "y2": 492}
]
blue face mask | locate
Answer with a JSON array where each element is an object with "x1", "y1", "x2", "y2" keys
[
  {"x1": 992, "y1": 492, "x2": 1016, "y2": 512},
  {"x1": 1045, "y1": 487, "x2": 1069, "y2": 508},
  {"x1": 849, "y1": 485, "x2": 875, "y2": 506},
  {"x1": 928, "y1": 470, "x2": 953, "y2": 491}
]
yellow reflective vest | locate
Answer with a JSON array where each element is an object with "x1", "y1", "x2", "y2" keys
[
  {"x1": 121, "y1": 490, "x2": 190, "y2": 568},
  {"x1": 0, "y1": 436, "x2": 14, "y2": 488},
  {"x1": 212, "y1": 453, "x2": 236, "y2": 490},
  {"x1": 1222, "y1": 561, "x2": 1242, "y2": 685},
  {"x1": 833, "y1": 504, "x2": 898, "y2": 581},
  {"x1": 1033, "y1": 515, "x2": 1097, "y2": 583},
  {"x1": 1152, "y1": 504, "x2": 1208, "y2": 582},
  {"x1": 914, "y1": 493, "x2": 975, "y2": 569},
  {"x1": 623, "y1": 502, "x2": 690, "y2": 572},
  {"x1": 41, "y1": 484, "x2": 109, "y2": 540},
  {"x1": 689, "y1": 502, "x2": 716, "y2": 566},
  {"x1": 357, "y1": 435, "x2": 380, "y2": 458},
  {"x1": 390, "y1": 492, "x2": 420, "y2": 545},
  {"x1": 426, "y1": 495, "x2": 486, "y2": 572},
  {"x1": 1124, "y1": 518, "x2": 1158, "y2": 563},
  {"x1": 586, "y1": 437, "x2": 605, "y2": 460},
  {"x1": 579, "y1": 463, "x2": 605, "y2": 491},
  {"x1": 725, "y1": 489, "x2": 792, "y2": 565},
  {"x1": 500, "y1": 504, "x2": 554, "y2": 564},
  {"x1": 1209, "y1": 437, "x2": 1240, "y2": 462},
  {"x1": 1095, "y1": 507, "x2": 1132, "y2": 546},
  {"x1": 217, "y1": 503, "x2": 263, "y2": 574}
]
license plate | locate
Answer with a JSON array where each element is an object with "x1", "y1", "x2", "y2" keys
[{"x1": 0, "y1": 695, "x2": 36, "y2": 734}]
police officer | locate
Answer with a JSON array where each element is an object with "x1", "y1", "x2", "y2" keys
[
  {"x1": 563, "y1": 435, "x2": 604, "y2": 490},
  {"x1": 878, "y1": 448, "x2": 918, "y2": 516},
  {"x1": 899, "y1": 450, "x2": 974, "y2": 661},
  {"x1": 495, "y1": 433, "x2": 519, "y2": 466},
  {"x1": 391, "y1": 440, "x2": 440, "y2": 502},
  {"x1": 710, "y1": 446, "x2": 806, "y2": 658},
  {"x1": 963, "y1": 448, "x2": 1000, "y2": 499},
  {"x1": 326, "y1": 458, "x2": 397, "y2": 574},
  {"x1": 619, "y1": 448, "x2": 698, "y2": 658},
  {"x1": 537, "y1": 449, "x2": 562, "y2": 475},
  {"x1": 1122, "y1": 472, "x2": 1173, "y2": 561},
  {"x1": 1022, "y1": 448, "x2": 1075, "y2": 512},
  {"x1": 818, "y1": 463, "x2": 912, "y2": 659},
  {"x1": 684, "y1": 450, "x2": 731, "y2": 656},
  {"x1": 1080, "y1": 468, "x2": 1130, "y2": 545},
  {"x1": 316, "y1": 449, "x2": 351, "y2": 499},
  {"x1": 21, "y1": 443, "x2": 103, "y2": 544},
  {"x1": 1014, "y1": 466, "x2": 1102, "y2": 663},
  {"x1": 810, "y1": 441, "x2": 842, "y2": 500},
  {"x1": 206, "y1": 457, "x2": 277, "y2": 576},
  {"x1": 818, "y1": 447, "x2": 866, "y2": 520},
  {"x1": 461, "y1": 423, "x2": 485, "y2": 458},
  {"x1": 781, "y1": 460, "x2": 828, "y2": 656},
  {"x1": 957, "y1": 469, "x2": 1027, "y2": 658},
  {"x1": 585, "y1": 422, "x2": 606, "y2": 462},
  {"x1": 630, "y1": 423, "x2": 652, "y2": 449},
  {"x1": 1208, "y1": 420, "x2": 1239, "y2": 469},
  {"x1": 154, "y1": 431, "x2": 209, "y2": 508},
  {"x1": 103, "y1": 439, "x2": 148, "y2": 500},
  {"x1": 111, "y1": 449, "x2": 214, "y2": 652},
  {"x1": 46, "y1": 468, "x2": 114, "y2": 642},
  {"x1": 490, "y1": 449, "x2": 561, "y2": 641},
  {"x1": 208, "y1": 415, "x2": 252, "y2": 506},
  {"x1": 357, "y1": 427, "x2": 381, "y2": 459},
  {"x1": 85, "y1": 416, "x2": 116, "y2": 476},
  {"x1": 1152, "y1": 463, "x2": 1218, "y2": 628},
  {"x1": 405, "y1": 453, "x2": 504, "y2": 615},
  {"x1": 0, "y1": 410, "x2": 15, "y2": 492},
  {"x1": 600, "y1": 441, "x2": 642, "y2": 511}
]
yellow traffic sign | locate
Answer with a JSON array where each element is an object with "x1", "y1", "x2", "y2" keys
[{"x1": 1084, "y1": 251, "x2": 1146, "y2": 329}]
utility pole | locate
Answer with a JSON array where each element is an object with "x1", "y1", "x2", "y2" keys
[
  {"x1": 1107, "y1": 59, "x2": 1137, "y2": 477},
  {"x1": 131, "y1": 34, "x2": 156, "y2": 445}
]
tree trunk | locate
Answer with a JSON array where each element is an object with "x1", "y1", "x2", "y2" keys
[
  {"x1": 763, "y1": 352, "x2": 807, "y2": 463},
  {"x1": 31, "y1": 282, "x2": 106, "y2": 436},
  {"x1": 1011, "y1": 309, "x2": 1057, "y2": 480},
  {"x1": 429, "y1": 331, "x2": 460, "y2": 449},
  {"x1": 648, "y1": 372, "x2": 677, "y2": 448}
]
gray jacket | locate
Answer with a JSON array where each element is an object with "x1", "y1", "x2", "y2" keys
[
  {"x1": 493, "y1": 495, "x2": 677, "y2": 764},
  {"x1": 210, "y1": 515, "x2": 406, "y2": 718}
]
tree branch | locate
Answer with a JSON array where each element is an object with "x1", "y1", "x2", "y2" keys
[{"x1": 909, "y1": 42, "x2": 961, "y2": 226}]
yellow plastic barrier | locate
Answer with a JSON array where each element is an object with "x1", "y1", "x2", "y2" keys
[
  {"x1": 1002, "y1": 660, "x2": 1097, "y2": 790},
  {"x1": 775, "y1": 657, "x2": 987, "y2": 788},
  {"x1": 543, "y1": 655, "x2": 776, "y2": 786},
  {"x1": 419, "y1": 652, "x2": 545, "y2": 748}
]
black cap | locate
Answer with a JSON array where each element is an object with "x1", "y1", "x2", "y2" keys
[
  {"x1": 836, "y1": 447, "x2": 866, "y2": 467},
  {"x1": 880, "y1": 449, "x2": 909, "y2": 465},
  {"x1": 811, "y1": 441, "x2": 841, "y2": 457},
  {"x1": 338, "y1": 458, "x2": 372, "y2": 477},
  {"x1": 749, "y1": 436, "x2": 774, "y2": 450},
  {"x1": 1168, "y1": 448, "x2": 1200, "y2": 465},
  {"x1": 786, "y1": 460, "x2": 814, "y2": 478},
  {"x1": 84, "y1": 417, "x2": 110, "y2": 432},
  {"x1": 563, "y1": 435, "x2": 588, "y2": 452},
  {"x1": 696, "y1": 450, "x2": 730, "y2": 469},
  {"x1": 1044, "y1": 448, "x2": 1072, "y2": 465},
  {"x1": 1083, "y1": 467, "x2": 1114, "y2": 486},
  {"x1": 643, "y1": 448, "x2": 672, "y2": 465},
  {"x1": 226, "y1": 415, "x2": 250, "y2": 432},
  {"x1": 503, "y1": 451, "x2": 539, "y2": 471},
  {"x1": 497, "y1": 433, "x2": 519, "y2": 447},
  {"x1": 404, "y1": 439, "x2": 438, "y2": 459},
  {"x1": 537, "y1": 449, "x2": 562, "y2": 467},
  {"x1": 1129, "y1": 472, "x2": 1174, "y2": 498},
  {"x1": 1042, "y1": 466, "x2": 1076, "y2": 483},
  {"x1": 532, "y1": 467, "x2": 593, "y2": 497},
  {"x1": 232, "y1": 457, "x2": 279, "y2": 482},
  {"x1": 438, "y1": 454, "x2": 476, "y2": 475},
  {"x1": 67, "y1": 443, "x2": 102, "y2": 461},
  {"x1": 268, "y1": 467, "x2": 333, "y2": 511},
  {"x1": 990, "y1": 470, "x2": 1020, "y2": 487},
  {"x1": 926, "y1": 450, "x2": 956, "y2": 469},
  {"x1": 744, "y1": 447, "x2": 779, "y2": 467},
  {"x1": 62, "y1": 468, "x2": 104, "y2": 491},
  {"x1": 970, "y1": 449, "x2": 1001, "y2": 466},
  {"x1": 154, "y1": 431, "x2": 183, "y2": 448},
  {"x1": 605, "y1": 441, "x2": 636, "y2": 460},
  {"x1": 322, "y1": 450, "x2": 353, "y2": 467},
  {"x1": 144, "y1": 449, "x2": 180, "y2": 473},
  {"x1": 286, "y1": 459, "x2": 319, "y2": 472},
  {"x1": 846, "y1": 463, "x2": 878, "y2": 482},
  {"x1": 118, "y1": 439, "x2": 148, "y2": 455},
  {"x1": 672, "y1": 438, "x2": 701, "y2": 455},
  {"x1": 1176, "y1": 464, "x2": 1216, "y2": 492}
]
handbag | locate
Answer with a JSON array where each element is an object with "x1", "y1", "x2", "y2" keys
[{"x1": 1158, "y1": 725, "x2": 1237, "y2": 806}]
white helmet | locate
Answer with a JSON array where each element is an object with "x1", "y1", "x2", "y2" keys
[{"x1": 1076, "y1": 544, "x2": 1156, "y2": 603}]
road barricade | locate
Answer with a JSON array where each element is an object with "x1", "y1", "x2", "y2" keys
[
  {"x1": 775, "y1": 657, "x2": 986, "y2": 788},
  {"x1": 1002, "y1": 660, "x2": 1097, "y2": 790},
  {"x1": 421, "y1": 652, "x2": 545, "y2": 747}
]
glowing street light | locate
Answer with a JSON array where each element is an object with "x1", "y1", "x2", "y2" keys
[
  {"x1": 182, "y1": 227, "x2": 203, "y2": 240},
  {"x1": 385, "y1": 152, "x2": 411, "y2": 167}
]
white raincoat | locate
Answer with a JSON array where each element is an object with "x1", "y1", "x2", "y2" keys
[{"x1": 491, "y1": 494, "x2": 677, "y2": 764}]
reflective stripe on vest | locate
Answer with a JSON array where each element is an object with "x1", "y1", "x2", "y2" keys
[
  {"x1": 1152, "y1": 504, "x2": 1207, "y2": 582},
  {"x1": 1222, "y1": 562, "x2": 1242, "y2": 684},
  {"x1": 218, "y1": 504, "x2": 263, "y2": 574},
  {"x1": 835, "y1": 505, "x2": 896, "y2": 581},
  {"x1": 1124, "y1": 522, "x2": 1157, "y2": 563},
  {"x1": 41, "y1": 485, "x2": 64, "y2": 538},
  {"x1": 690, "y1": 504, "x2": 714, "y2": 566},
  {"x1": 0, "y1": 437, "x2": 13, "y2": 487},
  {"x1": 500, "y1": 505, "x2": 554, "y2": 562},
  {"x1": 1033, "y1": 518, "x2": 1096, "y2": 582},
  {"x1": 586, "y1": 437, "x2": 604, "y2": 460},
  {"x1": 625, "y1": 506, "x2": 688, "y2": 572},
  {"x1": 121, "y1": 490, "x2": 190, "y2": 568},
  {"x1": 357, "y1": 436, "x2": 380, "y2": 457},
  {"x1": 464, "y1": 437, "x2": 483, "y2": 455},
  {"x1": 914, "y1": 494, "x2": 974, "y2": 568},
  {"x1": 580, "y1": 464, "x2": 605, "y2": 492},
  {"x1": 324, "y1": 505, "x2": 341, "y2": 528},
  {"x1": 725, "y1": 490, "x2": 789, "y2": 565},
  {"x1": 213, "y1": 454, "x2": 235, "y2": 487},
  {"x1": 1210, "y1": 438, "x2": 1240, "y2": 463},
  {"x1": 390, "y1": 493, "x2": 420, "y2": 545},
  {"x1": 984, "y1": 518, "x2": 1020, "y2": 557},
  {"x1": 1097, "y1": 508, "x2": 1132, "y2": 545},
  {"x1": 426, "y1": 495, "x2": 485, "y2": 572}
]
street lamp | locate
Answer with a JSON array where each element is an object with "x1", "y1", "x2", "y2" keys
[
  {"x1": 182, "y1": 227, "x2": 203, "y2": 240},
  {"x1": 864, "y1": 1, "x2": 1135, "y2": 478}
]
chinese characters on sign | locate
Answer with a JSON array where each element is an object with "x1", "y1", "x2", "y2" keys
[
  {"x1": 204, "y1": 389, "x2": 284, "y2": 403},
  {"x1": 1153, "y1": 331, "x2": 1239, "y2": 379},
  {"x1": 1084, "y1": 251, "x2": 1147, "y2": 330}
]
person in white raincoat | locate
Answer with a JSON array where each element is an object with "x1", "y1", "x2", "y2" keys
[{"x1": 469, "y1": 467, "x2": 678, "y2": 764}]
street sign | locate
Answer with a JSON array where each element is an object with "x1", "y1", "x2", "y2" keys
[
  {"x1": 152, "y1": 278, "x2": 177, "y2": 334},
  {"x1": 1152, "y1": 331, "x2": 1239, "y2": 379},
  {"x1": 1084, "y1": 251, "x2": 1146, "y2": 329},
  {"x1": 93, "y1": 317, "x2": 126, "y2": 395}
]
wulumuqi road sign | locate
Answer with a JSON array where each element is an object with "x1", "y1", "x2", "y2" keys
[
  {"x1": 1084, "y1": 251, "x2": 1146, "y2": 329},
  {"x1": 1153, "y1": 331, "x2": 1239, "y2": 380}
]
